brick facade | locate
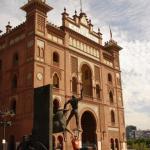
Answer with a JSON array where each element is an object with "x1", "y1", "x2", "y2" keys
[{"x1": 0, "y1": 0, "x2": 126, "y2": 149}]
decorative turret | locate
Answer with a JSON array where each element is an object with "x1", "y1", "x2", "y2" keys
[
  {"x1": 21, "y1": 0, "x2": 53, "y2": 34},
  {"x1": 104, "y1": 27, "x2": 122, "y2": 51},
  {"x1": 6, "y1": 22, "x2": 12, "y2": 33},
  {"x1": 73, "y1": 10, "x2": 79, "y2": 24},
  {"x1": 88, "y1": 19, "x2": 93, "y2": 32},
  {"x1": 62, "y1": 7, "x2": 69, "y2": 18},
  {"x1": 104, "y1": 27, "x2": 122, "y2": 70},
  {"x1": 21, "y1": 0, "x2": 53, "y2": 15}
]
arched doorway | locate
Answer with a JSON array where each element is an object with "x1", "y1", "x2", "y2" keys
[
  {"x1": 81, "y1": 111, "x2": 97, "y2": 149},
  {"x1": 81, "y1": 64, "x2": 93, "y2": 97}
]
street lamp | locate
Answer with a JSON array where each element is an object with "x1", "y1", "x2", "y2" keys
[{"x1": 0, "y1": 110, "x2": 14, "y2": 150}]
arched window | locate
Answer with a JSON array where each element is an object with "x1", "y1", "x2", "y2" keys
[
  {"x1": 37, "y1": 47, "x2": 40, "y2": 57},
  {"x1": 12, "y1": 75, "x2": 18, "y2": 89},
  {"x1": 115, "y1": 139, "x2": 119, "y2": 150},
  {"x1": 111, "y1": 110, "x2": 115, "y2": 124},
  {"x1": 53, "y1": 73, "x2": 59, "y2": 88},
  {"x1": 53, "y1": 52, "x2": 59, "y2": 63},
  {"x1": 108, "y1": 73, "x2": 112, "y2": 82},
  {"x1": 81, "y1": 64, "x2": 93, "y2": 97},
  {"x1": 40, "y1": 48, "x2": 44, "y2": 58},
  {"x1": 109, "y1": 91, "x2": 113, "y2": 103},
  {"x1": 72, "y1": 77, "x2": 77, "y2": 94},
  {"x1": 110, "y1": 138, "x2": 115, "y2": 150},
  {"x1": 10, "y1": 99, "x2": 16, "y2": 114},
  {"x1": 96, "y1": 84, "x2": 100, "y2": 99},
  {"x1": 13, "y1": 53, "x2": 19, "y2": 66}
]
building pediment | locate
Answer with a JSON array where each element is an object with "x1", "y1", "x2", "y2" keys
[{"x1": 61, "y1": 9, "x2": 102, "y2": 45}]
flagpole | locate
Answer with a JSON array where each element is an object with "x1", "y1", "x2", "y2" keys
[
  {"x1": 80, "y1": 0, "x2": 82, "y2": 12},
  {"x1": 109, "y1": 25, "x2": 112, "y2": 40}
]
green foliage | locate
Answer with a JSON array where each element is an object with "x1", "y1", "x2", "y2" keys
[{"x1": 127, "y1": 139, "x2": 150, "y2": 150}]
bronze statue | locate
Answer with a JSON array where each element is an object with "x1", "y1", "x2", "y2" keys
[
  {"x1": 53, "y1": 104, "x2": 73, "y2": 141},
  {"x1": 52, "y1": 88, "x2": 83, "y2": 141},
  {"x1": 64, "y1": 88, "x2": 83, "y2": 129},
  {"x1": 53, "y1": 108, "x2": 73, "y2": 135}
]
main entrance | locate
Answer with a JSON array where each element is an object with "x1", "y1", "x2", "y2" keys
[{"x1": 81, "y1": 111, "x2": 97, "y2": 149}]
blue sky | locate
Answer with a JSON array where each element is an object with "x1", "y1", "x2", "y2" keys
[{"x1": 0, "y1": 0, "x2": 150, "y2": 129}]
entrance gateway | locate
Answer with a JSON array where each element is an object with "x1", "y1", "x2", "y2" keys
[{"x1": 81, "y1": 111, "x2": 97, "y2": 149}]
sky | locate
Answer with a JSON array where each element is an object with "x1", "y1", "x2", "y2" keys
[{"x1": 0, "y1": 0, "x2": 150, "y2": 130}]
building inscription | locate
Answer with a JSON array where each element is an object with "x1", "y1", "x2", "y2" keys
[{"x1": 68, "y1": 23, "x2": 99, "y2": 43}]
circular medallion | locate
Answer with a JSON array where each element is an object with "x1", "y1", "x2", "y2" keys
[{"x1": 37, "y1": 72, "x2": 43, "y2": 81}]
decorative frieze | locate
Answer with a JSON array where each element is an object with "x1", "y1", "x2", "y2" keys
[
  {"x1": 68, "y1": 23, "x2": 99, "y2": 43},
  {"x1": 69, "y1": 36, "x2": 99, "y2": 59},
  {"x1": 103, "y1": 59, "x2": 113, "y2": 67},
  {"x1": 48, "y1": 33, "x2": 63, "y2": 45}
]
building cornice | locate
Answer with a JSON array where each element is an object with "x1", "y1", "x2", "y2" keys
[{"x1": 0, "y1": 22, "x2": 26, "y2": 42}]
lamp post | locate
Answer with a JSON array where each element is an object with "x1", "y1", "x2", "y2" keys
[{"x1": 0, "y1": 110, "x2": 14, "y2": 150}]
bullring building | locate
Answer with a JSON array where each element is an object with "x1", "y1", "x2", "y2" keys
[{"x1": 0, "y1": 0, "x2": 126, "y2": 149}]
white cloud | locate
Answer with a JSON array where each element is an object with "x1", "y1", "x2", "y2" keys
[
  {"x1": 120, "y1": 41, "x2": 150, "y2": 130},
  {"x1": 126, "y1": 110, "x2": 150, "y2": 130},
  {"x1": 101, "y1": 24, "x2": 150, "y2": 129}
]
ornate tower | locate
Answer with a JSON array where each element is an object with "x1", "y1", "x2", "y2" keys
[{"x1": 21, "y1": 0, "x2": 53, "y2": 34}]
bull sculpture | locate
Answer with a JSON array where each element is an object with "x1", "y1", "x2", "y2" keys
[{"x1": 53, "y1": 107, "x2": 73, "y2": 139}]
